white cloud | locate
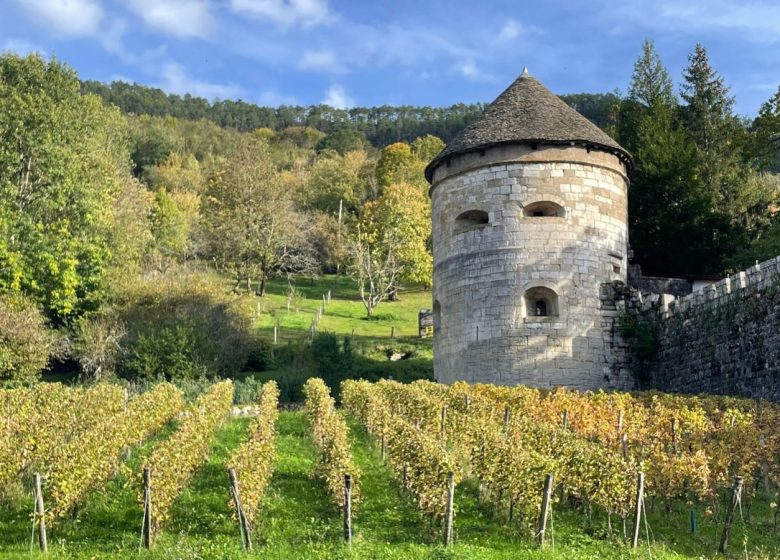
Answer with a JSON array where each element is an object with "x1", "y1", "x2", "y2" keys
[
  {"x1": 458, "y1": 59, "x2": 492, "y2": 81},
  {"x1": 125, "y1": 0, "x2": 214, "y2": 39},
  {"x1": 15, "y1": 0, "x2": 129, "y2": 57},
  {"x1": 231, "y1": 0, "x2": 332, "y2": 28},
  {"x1": 257, "y1": 90, "x2": 298, "y2": 106},
  {"x1": 2, "y1": 38, "x2": 46, "y2": 56},
  {"x1": 157, "y1": 62, "x2": 244, "y2": 100},
  {"x1": 16, "y1": 0, "x2": 104, "y2": 37},
  {"x1": 321, "y1": 84, "x2": 354, "y2": 108},
  {"x1": 497, "y1": 20, "x2": 522, "y2": 42},
  {"x1": 610, "y1": 0, "x2": 780, "y2": 43},
  {"x1": 298, "y1": 49, "x2": 344, "y2": 73}
]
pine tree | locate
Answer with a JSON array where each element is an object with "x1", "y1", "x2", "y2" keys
[
  {"x1": 680, "y1": 44, "x2": 742, "y2": 209},
  {"x1": 750, "y1": 86, "x2": 780, "y2": 171},
  {"x1": 628, "y1": 39, "x2": 675, "y2": 108}
]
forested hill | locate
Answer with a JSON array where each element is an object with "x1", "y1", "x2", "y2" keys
[{"x1": 81, "y1": 80, "x2": 619, "y2": 147}]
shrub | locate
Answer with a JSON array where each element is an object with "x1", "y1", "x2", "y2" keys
[
  {"x1": 245, "y1": 339, "x2": 276, "y2": 371},
  {"x1": 311, "y1": 332, "x2": 353, "y2": 393},
  {"x1": 71, "y1": 310, "x2": 125, "y2": 381},
  {"x1": 112, "y1": 267, "x2": 256, "y2": 381},
  {"x1": 0, "y1": 293, "x2": 61, "y2": 383}
]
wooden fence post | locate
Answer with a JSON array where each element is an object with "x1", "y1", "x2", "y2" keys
[
  {"x1": 344, "y1": 474, "x2": 353, "y2": 544},
  {"x1": 33, "y1": 473, "x2": 47, "y2": 552},
  {"x1": 718, "y1": 476, "x2": 743, "y2": 553},
  {"x1": 537, "y1": 473, "x2": 554, "y2": 546},
  {"x1": 444, "y1": 471, "x2": 455, "y2": 546},
  {"x1": 142, "y1": 467, "x2": 152, "y2": 549},
  {"x1": 228, "y1": 468, "x2": 252, "y2": 551},
  {"x1": 391, "y1": 326, "x2": 395, "y2": 339},
  {"x1": 631, "y1": 471, "x2": 644, "y2": 549}
]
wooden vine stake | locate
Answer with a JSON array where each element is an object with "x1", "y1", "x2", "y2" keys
[
  {"x1": 718, "y1": 476, "x2": 743, "y2": 553},
  {"x1": 537, "y1": 473, "x2": 554, "y2": 547},
  {"x1": 631, "y1": 471, "x2": 644, "y2": 549},
  {"x1": 561, "y1": 410, "x2": 569, "y2": 430},
  {"x1": 142, "y1": 467, "x2": 152, "y2": 549},
  {"x1": 344, "y1": 474, "x2": 353, "y2": 544},
  {"x1": 444, "y1": 471, "x2": 455, "y2": 546},
  {"x1": 503, "y1": 406, "x2": 510, "y2": 434},
  {"x1": 33, "y1": 473, "x2": 47, "y2": 552},
  {"x1": 440, "y1": 405, "x2": 447, "y2": 439},
  {"x1": 228, "y1": 468, "x2": 252, "y2": 551}
]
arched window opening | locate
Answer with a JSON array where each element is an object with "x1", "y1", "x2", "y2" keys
[
  {"x1": 524, "y1": 287, "x2": 559, "y2": 318},
  {"x1": 454, "y1": 209, "x2": 489, "y2": 233},
  {"x1": 523, "y1": 201, "x2": 565, "y2": 218}
]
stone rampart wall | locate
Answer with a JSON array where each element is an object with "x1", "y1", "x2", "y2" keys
[{"x1": 633, "y1": 256, "x2": 780, "y2": 401}]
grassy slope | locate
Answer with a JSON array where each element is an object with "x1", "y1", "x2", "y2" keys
[
  {"x1": 254, "y1": 275, "x2": 433, "y2": 342},
  {"x1": 249, "y1": 275, "x2": 434, "y2": 399},
  {"x1": 2, "y1": 412, "x2": 778, "y2": 559}
]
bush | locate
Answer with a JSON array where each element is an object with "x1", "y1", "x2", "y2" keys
[
  {"x1": 112, "y1": 268, "x2": 256, "y2": 382},
  {"x1": 0, "y1": 293, "x2": 61, "y2": 383},
  {"x1": 71, "y1": 310, "x2": 125, "y2": 381},
  {"x1": 245, "y1": 338, "x2": 276, "y2": 371},
  {"x1": 311, "y1": 332, "x2": 353, "y2": 393}
]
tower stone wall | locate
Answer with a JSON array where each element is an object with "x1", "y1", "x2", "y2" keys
[{"x1": 430, "y1": 144, "x2": 632, "y2": 389}]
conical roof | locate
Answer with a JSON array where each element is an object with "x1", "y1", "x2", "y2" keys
[{"x1": 425, "y1": 71, "x2": 632, "y2": 182}]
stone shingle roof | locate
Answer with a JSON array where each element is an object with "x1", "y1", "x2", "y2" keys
[{"x1": 425, "y1": 71, "x2": 632, "y2": 182}]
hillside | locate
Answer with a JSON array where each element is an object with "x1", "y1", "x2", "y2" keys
[{"x1": 81, "y1": 80, "x2": 620, "y2": 147}]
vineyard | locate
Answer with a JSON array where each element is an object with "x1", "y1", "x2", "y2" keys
[{"x1": 0, "y1": 379, "x2": 779, "y2": 559}]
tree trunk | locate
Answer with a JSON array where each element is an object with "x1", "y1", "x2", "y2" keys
[{"x1": 258, "y1": 274, "x2": 268, "y2": 297}]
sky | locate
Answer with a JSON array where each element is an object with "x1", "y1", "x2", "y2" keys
[{"x1": 1, "y1": 0, "x2": 779, "y2": 116}]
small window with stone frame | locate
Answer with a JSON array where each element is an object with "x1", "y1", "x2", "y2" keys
[
  {"x1": 454, "y1": 209, "x2": 489, "y2": 234},
  {"x1": 523, "y1": 201, "x2": 565, "y2": 218},
  {"x1": 523, "y1": 286, "x2": 559, "y2": 318}
]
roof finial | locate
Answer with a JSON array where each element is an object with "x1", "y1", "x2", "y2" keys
[{"x1": 522, "y1": 66, "x2": 529, "y2": 76}]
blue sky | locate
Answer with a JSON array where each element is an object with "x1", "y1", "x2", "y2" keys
[{"x1": 2, "y1": 0, "x2": 779, "y2": 116}]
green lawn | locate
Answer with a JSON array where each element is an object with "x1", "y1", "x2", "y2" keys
[
  {"x1": 253, "y1": 274, "x2": 433, "y2": 343},
  {"x1": 1, "y1": 412, "x2": 778, "y2": 559},
  {"x1": 247, "y1": 275, "x2": 434, "y2": 401}
]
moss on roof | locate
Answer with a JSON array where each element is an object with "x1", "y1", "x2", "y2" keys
[{"x1": 425, "y1": 71, "x2": 632, "y2": 182}]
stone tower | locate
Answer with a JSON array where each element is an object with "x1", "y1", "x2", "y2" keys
[{"x1": 425, "y1": 70, "x2": 633, "y2": 390}]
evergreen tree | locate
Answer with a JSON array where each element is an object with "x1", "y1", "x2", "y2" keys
[
  {"x1": 621, "y1": 41, "x2": 730, "y2": 276},
  {"x1": 680, "y1": 44, "x2": 743, "y2": 214},
  {"x1": 750, "y1": 86, "x2": 780, "y2": 171},
  {"x1": 628, "y1": 39, "x2": 675, "y2": 108}
]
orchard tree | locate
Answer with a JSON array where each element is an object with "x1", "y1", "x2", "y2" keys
[
  {"x1": 347, "y1": 226, "x2": 403, "y2": 319},
  {"x1": 203, "y1": 135, "x2": 317, "y2": 295},
  {"x1": 361, "y1": 182, "x2": 432, "y2": 288}
]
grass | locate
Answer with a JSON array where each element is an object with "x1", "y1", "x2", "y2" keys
[
  {"x1": 245, "y1": 275, "x2": 434, "y2": 401},
  {"x1": 2, "y1": 412, "x2": 779, "y2": 559},
  {"x1": 253, "y1": 275, "x2": 433, "y2": 343}
]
